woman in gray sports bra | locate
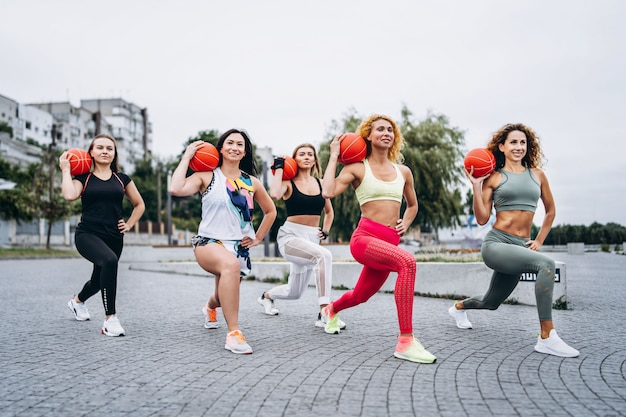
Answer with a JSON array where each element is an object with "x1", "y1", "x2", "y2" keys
[{"x1": 448, "y1": 123, "x2": 579, "y2": 358}]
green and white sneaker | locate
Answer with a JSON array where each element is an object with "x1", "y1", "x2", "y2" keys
[
  {"x1": 393, "y1": 336, "x2": 436, "y2": 363},
  {"x1": 322, "y1": 305, "x2": 341, "y2": 334},
  {"x1": 315, "y1": 309, "x2": 346, "y2": 330}
]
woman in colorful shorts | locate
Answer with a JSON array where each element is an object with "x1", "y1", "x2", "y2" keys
[{"x1": 170, "y1": 129, "x2": 276, "y2": 354}]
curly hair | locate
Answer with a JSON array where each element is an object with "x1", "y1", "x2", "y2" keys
[
  {"x1": 356, "y1": 114, "x2": 405, "y2": 163},
  {"x1": 486, "y1": 123, "x2": 545, "y2": 169},
  {"x1": 292, "y1": 143, "x2": 321, "y2": 177}
]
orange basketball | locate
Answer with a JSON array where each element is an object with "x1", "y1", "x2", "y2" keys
[
  {"x1": 189, "y1": 142, "x2": 220, "y2": 172},
  {"x1": 66, "y1": 148, "x2": 92, "y2": 176},
  {"x1": 464, "y1": 148, "x2": 496, "y2": 177},
  {"x1": 271, "y1": 156, "x2": 298, "y2": 180},
  {"x1": 338, "y1": 133, "x2": 367, "y2": 165}
]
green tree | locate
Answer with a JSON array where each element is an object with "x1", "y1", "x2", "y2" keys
[
  {"x1": 124, "y1": 158, "x2": 160, "y2": 222},
  {"x1": 0, "y1": 157, "x2": 37, "y2": 221},
  {"x1": 400, "y1": 108, "x2": 466, "y2": 235},
  {"x1": 0, "y1": 121, "x2": 13, "y2": 136},
  {"x1": 317, "y1": 108, "x2": 363, "y2": 241},
  {"x1": 166, "y1": 130, "x2": 222, "y2": 232},
  {"x1": 33, "y1": 149, "x2": 79, "y2": 248},
  {"x1": 1, "y1": 154, "x2": 80, "y2": 243}
]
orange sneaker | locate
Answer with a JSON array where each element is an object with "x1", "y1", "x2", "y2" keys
[{"x1": 202, "y1": 305, "x2": 219, "y2": 329}]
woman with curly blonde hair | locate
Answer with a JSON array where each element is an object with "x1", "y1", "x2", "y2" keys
[
  {"x1": 321, "y1": 114, "x2": 436, "y2": 364},
  {"x1": 448, "y1": 123, "x2": 579, "y2": 358}
]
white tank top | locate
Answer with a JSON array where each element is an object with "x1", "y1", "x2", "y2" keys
[{"x1": 197, "y1": 168, "x2": 256, "y2": 241}]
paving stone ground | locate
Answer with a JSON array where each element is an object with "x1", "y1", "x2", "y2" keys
[{"x1": 0, "y1": 249, "x2": 624, "y2": 417}]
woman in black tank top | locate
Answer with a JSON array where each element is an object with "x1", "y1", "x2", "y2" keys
[{"x1": 258, "y1": 144, "x2": 345, "y2": 331}]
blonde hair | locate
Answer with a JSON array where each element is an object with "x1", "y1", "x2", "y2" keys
[
  {"x1": 292, "y1": 143, "x2": 321, "y2": 177},
  {"x1": 356, "y1": 114, "x2": 405, "y2": 163}
]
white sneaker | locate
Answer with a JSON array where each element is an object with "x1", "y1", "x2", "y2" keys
[
  {"x1": 67, "y1": 297, "x2": 90, "y2": 321},
  {"x1": 102, "y1": 316, "x2": 125, "y2": 337},
  {"x1": 534, "y1": 329, "x2": 579, "y2": 357},
  {"x1": 202, "y1": 305, "x2": 219, "y2": 329},
  {"x1": 315, "y1": 310, "x2": 346, "y2": 330},
  {"x1": 257, "y1": 294, "x2": 279, "y2": 315},
  {"x1": 448, "y1": 305, "x2": 472, "y2": 329},
  {"x1": 225, "y1": 330, "x2": 253, "y2": 354}
]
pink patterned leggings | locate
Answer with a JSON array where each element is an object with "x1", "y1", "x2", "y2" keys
[{"x1": 332, "y1": 218, "x2": 416, "y2": 334}]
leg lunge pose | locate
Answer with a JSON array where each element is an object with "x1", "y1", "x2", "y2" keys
[
  {"x1": 170, "y1": 129, "x2": 276, "y2": 354},
  {"x1": 449, "y1": 123, "x2": 578, "y2": 358},
  {"x1": 322, "y1": 114, "x2": 436, "y2": 364},
  {"x1": 260, "y1": 144, "x2": 345, "y2": 329}
]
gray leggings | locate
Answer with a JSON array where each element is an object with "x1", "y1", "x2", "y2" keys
[{"x1": 462, "y1": 228, "x2": 555, "y2": 320}]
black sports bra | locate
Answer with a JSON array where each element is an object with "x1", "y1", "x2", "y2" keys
[{"x1": 285, "y1": 178, "x2": 325, "y2": 216}]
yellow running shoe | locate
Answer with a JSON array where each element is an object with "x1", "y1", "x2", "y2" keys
[
  {"x1": 322, "y1": 304, "x2": 341, "y2": 334},
  {"x1": 393, "y1": 335, "x2": 436, "y2": 363}
]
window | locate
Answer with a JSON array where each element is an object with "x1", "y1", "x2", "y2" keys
[{"x1": 25, "y1": 121, "x2": 32, "y2": 129}]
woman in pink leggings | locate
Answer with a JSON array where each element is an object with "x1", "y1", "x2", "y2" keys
[{"x1": 321, "y1": 114, "x2": 436, "y2": 364}]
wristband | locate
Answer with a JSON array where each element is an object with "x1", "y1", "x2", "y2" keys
[
  {"x1": 271, "y1": 157, "x2": 284, "y2": 170},
  {"x1": 320, "y1": 229, "x2": 329, "y2": 240}
]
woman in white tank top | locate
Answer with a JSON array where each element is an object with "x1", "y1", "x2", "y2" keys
[{"x1": 170, "y1": 129, "x2": 276, "y2": 355}]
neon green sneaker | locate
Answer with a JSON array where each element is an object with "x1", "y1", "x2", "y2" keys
[
  {"x1": 393, "y1": 336, "x2": 436, "y2": 363},
  {"x1": 322, "y1": 304, "x2": 341, "y2": 334}
]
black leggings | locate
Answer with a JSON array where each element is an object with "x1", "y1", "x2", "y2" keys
[{"x1": 75, "y1": 231, "x2": 123, "y2": 316}]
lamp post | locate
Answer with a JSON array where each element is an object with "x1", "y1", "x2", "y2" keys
[
  {"x1": 262, "y1": 161, "x2": 270, "y2": 257},
  {"x1": 167, "y1": 170, "x2": 172, "y2": 245},
  {"x1": 45, "y1": 124, "x2": 58, "y2": 249}
]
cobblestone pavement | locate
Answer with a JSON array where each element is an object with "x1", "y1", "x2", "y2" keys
[{"x1": 1, "y1": 250, "x2": 625, "y2": 417}]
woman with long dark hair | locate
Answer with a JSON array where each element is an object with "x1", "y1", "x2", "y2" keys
[{"x1": 170, "y1": 129, "x2": 276, "y2": 354}]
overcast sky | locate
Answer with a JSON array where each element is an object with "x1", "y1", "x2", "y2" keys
[{"x1": 1, "y1": 0, "x2": 625, "y2": 227}]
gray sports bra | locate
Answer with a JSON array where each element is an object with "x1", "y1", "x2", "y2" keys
[{"x1": 493, "y1": 168, "x2": 540, "y2": 213}]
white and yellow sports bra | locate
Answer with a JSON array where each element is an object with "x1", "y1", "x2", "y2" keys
[{"x1": 355, "y1": 159, "x2": 404, "y2": 205}]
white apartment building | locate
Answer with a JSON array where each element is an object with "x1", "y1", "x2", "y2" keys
[
  {"x1": 0, "y1": 94, "x2": 44, "y2": 167},
  {"x1": 17, "y1": 104, "x2": 54, "y2": 147},
  {"x1": 2, "y1": 95, "x2": 152, "y2": 173},
  {"x1": 81, "y1": 98, "x2": 152, "y2": 172},
  {"x1": 27, "y1": 101, "x2": 102, "y2": 151},
  {"x1": 1, "y1": 93, "x2": 154, "y2": 247},
  {"x1": 0, "y1": 94, "x2": 18, "y2": 129}
]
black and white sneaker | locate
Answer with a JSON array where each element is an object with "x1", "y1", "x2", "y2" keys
[{"x1": 67, "y1": 297, "x2": 90, "y2": 321}]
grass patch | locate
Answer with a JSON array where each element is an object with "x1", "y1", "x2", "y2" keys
[
  {"x1": 414, "y1": 249, "x2": 483, "y2": 263},
  {"x1": 553, "y1": 295, "x2": 569, "y2": 310},
  {"x1": 0, "y1": 247, "x2": 80, "y2": 259}
]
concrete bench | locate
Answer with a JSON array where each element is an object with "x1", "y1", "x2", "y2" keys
[{"x1": 130, "y1": 260, "x2": 567, "y2": 307}]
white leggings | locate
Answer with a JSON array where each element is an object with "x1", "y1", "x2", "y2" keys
[{"x1": 267, "y1": 221, "x2": 333, "y2": 305}]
